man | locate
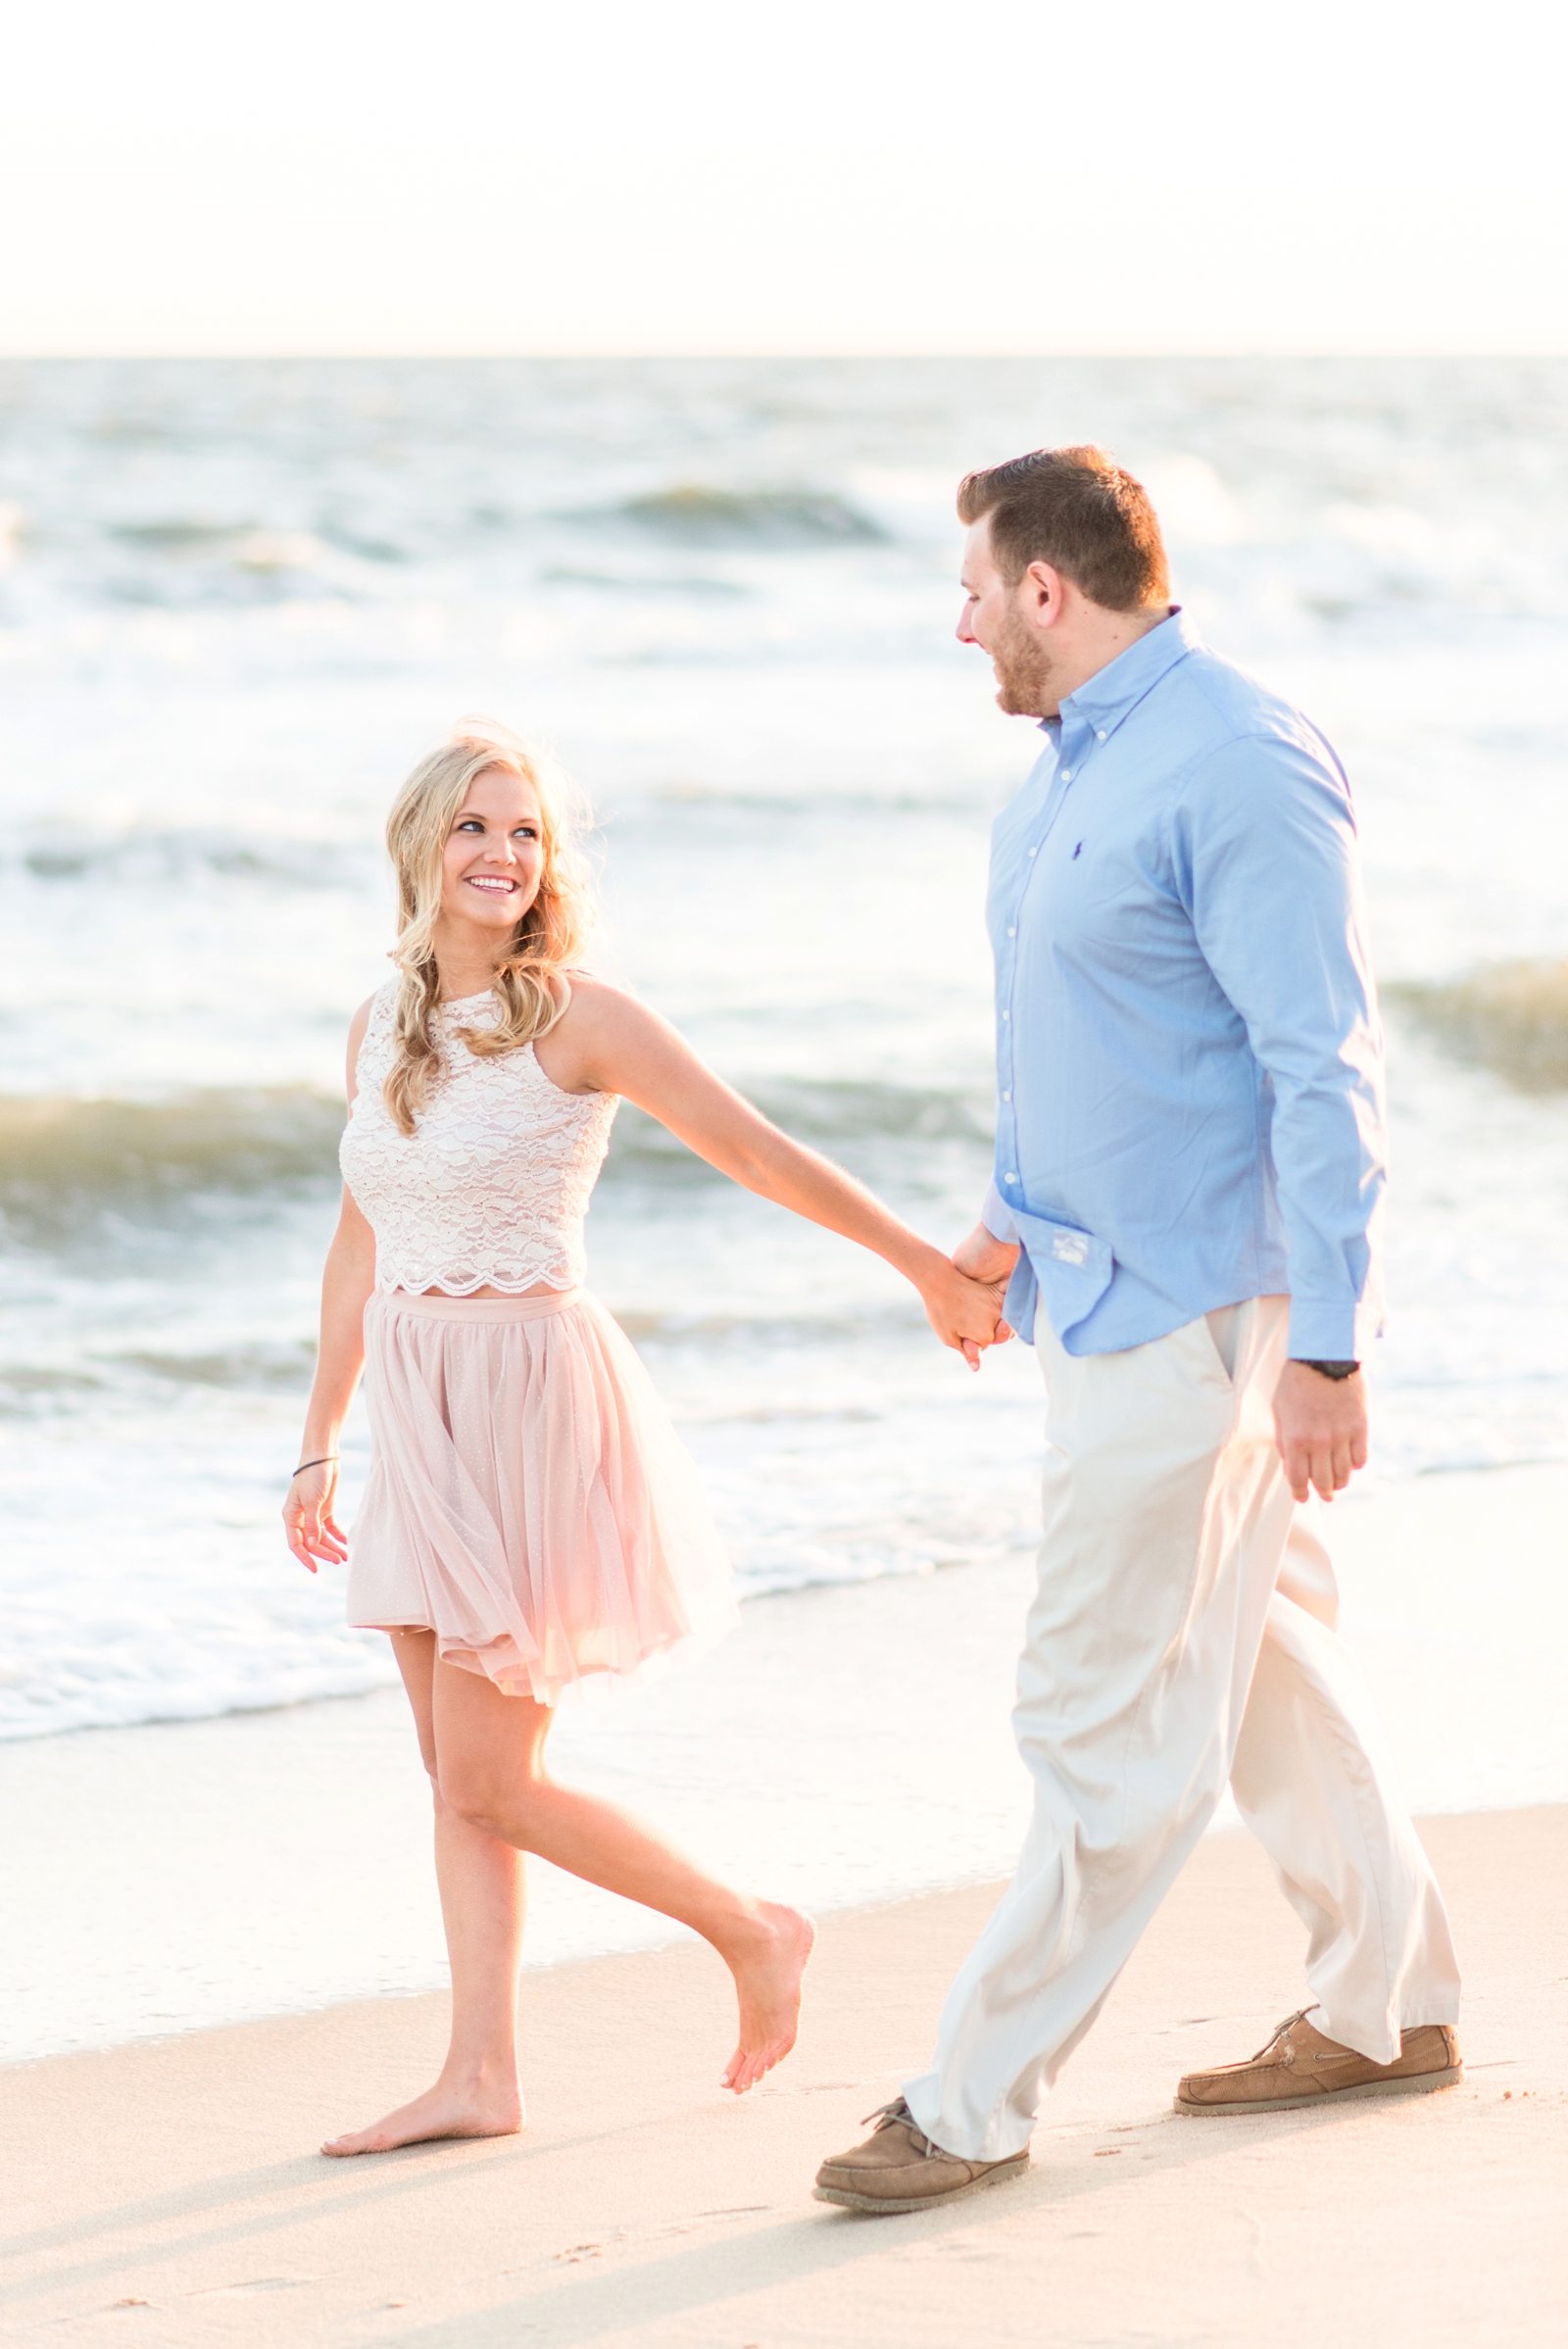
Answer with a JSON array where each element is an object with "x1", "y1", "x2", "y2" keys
[{"x1": 814, "y1": 446, "x2": 1462, "y2": 2215}]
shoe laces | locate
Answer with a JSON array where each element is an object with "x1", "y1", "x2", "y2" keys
[
  {"x1": 1251, "y1": 2006, "x2": 1313, "y2": 2062},
  {"x1": 860, "y1": 2097, "x2": 938, "y2": 2158}
]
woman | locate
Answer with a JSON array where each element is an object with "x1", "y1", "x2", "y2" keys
[{"x1": 285, "y1": 720, "x2": 1004, "y2": 2158}]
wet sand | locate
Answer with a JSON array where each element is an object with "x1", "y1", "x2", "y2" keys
[{"x1": 3, "y1": 1806, "x2": 1563, "y2": 2347}]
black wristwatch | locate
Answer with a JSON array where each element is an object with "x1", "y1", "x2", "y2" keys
[{"x1": 1294, "y1": 1359, "x2": 1360, "y2": 1382}]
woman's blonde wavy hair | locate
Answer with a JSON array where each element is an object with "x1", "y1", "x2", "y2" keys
[{"x1": 381, "y1": 719, "x2": 595, "y2": 1135}]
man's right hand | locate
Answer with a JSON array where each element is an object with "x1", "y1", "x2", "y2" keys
[
  {"x1": 1272, "y1": 1359, "x2": 1369, "y2": 1502},
  {"x1": 952, "y1": 1221, "x2": 1019, "y2": 1338}
]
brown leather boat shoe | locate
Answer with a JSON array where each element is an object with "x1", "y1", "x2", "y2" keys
[
  {"x1": 1176, "y1": 2008, "x2": 1463, "y2": 2115},
  {"x1": 813, "y1": 2098, "x2": 1030, "y2": 2214}
]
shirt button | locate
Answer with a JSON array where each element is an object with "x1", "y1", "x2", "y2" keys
[
  {"x1": 1027, "y1": 846, "x2": 1038, "y2": 857},
  {"x1": 1060, "y1": 767, "x2": 1073, "y2": 780},
  {"x1": 1002, "y1": 1009, "x2": 1010, "y2": 1020},
  {"x1": 1003, "y1": 1090, "x2": 1011, "y2": 1101},
  {"x1": 1006, "y1": 1172, "x2": 1017, "y2": 1182},
  {"x1": 1097, "y1": 729, "x2": 1106, "y2": 741},
  {"x1": 1006, "y1": 926, "x2": 1015, "y2": 937}
]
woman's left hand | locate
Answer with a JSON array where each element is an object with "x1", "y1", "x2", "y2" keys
[
  {"x1": 283, "y1": 1462, "x2": 348, "y2": 1574},
  {"x1": 920, "y1": 1261, "x2": 1013, "y2": 1370}
]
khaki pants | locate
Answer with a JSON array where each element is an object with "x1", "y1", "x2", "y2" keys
[{"x1": 902, "y1": 1297, "x2": 1460, "y2": 2163}]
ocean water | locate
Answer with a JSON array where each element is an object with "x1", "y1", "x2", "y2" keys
[{"x1": 3, "y1": 356, "x2": 1568, "y2": 1747}]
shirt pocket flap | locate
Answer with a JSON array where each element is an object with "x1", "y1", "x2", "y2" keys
[{"x1": 1011, "y1": 1210, "x2": 1115, "y2": 1341}]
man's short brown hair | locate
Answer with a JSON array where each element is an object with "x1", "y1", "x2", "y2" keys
[{"x1": 957, "y1": 445, "x2": 1169, "y2": 612}]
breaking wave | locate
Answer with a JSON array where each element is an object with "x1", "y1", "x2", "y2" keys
[
  {"x1": 1389, "y1": 962, "x2": 1568, "y2": 1091},
  {"x1": 0, "y1": 1074, "x2": 992, "y2": 1242},
  {"x1": 575, "y1": 485, "x2": 888, "y2": 548},
  {"x1": 5, "y1": 828, "x2": 374, "y2": 890},
  {"x1": 0, "y1": 1089, "x2": 345, "y2": 1240}
]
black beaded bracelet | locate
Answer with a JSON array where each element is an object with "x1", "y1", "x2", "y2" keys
[
  {"x1": 1294, "y1": 1360, "x2": 1360, "y2": 1382},
  {"x1": 290, "y1": 1455, "x2": 339, "y2": 1479}
]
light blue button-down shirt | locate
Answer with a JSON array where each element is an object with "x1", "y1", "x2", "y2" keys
[{"x1": 983, "y1": 609, "x2": 1386, "y2": 1361}]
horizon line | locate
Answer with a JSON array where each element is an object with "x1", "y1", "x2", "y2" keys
[{"x1": 4, "y1": 347, "x2": 1566, "y2": 365}]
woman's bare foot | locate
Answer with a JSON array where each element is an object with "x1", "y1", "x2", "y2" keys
[
  {"x1": 321, "y1": 2072, "x2": 523, "y2": 2157},
  {"x1": 721, "y1": 1902, "x2": 816, "y2": 2095}
]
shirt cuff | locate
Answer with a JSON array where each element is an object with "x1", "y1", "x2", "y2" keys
[
  {"x1": 982, "y1": 1180, "x2": 1019, "y2": 1246},
  {"x1": 1287, "y1": 1294, "x2": 1385, "y2": 1361}
]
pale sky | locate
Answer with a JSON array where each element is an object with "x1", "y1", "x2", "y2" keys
[{"x1": 3, "y1": 0, "x2": 1565, "y2": 355}]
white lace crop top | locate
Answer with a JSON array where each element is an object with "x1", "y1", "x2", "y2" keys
[{"x1": 339, "y1": 981, "x2": 619, "y2": 1295}]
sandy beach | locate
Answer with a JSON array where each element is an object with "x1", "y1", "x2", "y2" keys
[
  {"x1": 3, "y1": 1459, "x2": 1564, "y2": 2349},
  {"x1": 3, "y1": 1803, "x2": 1563, "y2": 2347}
]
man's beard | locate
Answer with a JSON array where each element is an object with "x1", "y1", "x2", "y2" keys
[{"x1": 988, "y1": 607, "x2": 1057, "y2": 717}]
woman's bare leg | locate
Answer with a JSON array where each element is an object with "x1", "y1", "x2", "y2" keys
[
  {"x1": 432, "y1": 1654, "x2": 813, "y2": 2097},
  {"x1": 323, "y1": 1632, "x2": 527, "y2": 2156}
]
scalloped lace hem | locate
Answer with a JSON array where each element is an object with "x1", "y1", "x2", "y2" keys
[{"x1": 375, "y1": 1264, "x2": 584, "y2": 1297}]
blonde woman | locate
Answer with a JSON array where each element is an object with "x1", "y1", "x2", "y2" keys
[{"x1": 284, "y1": 721, "x2": 1006, "y2": 2157}]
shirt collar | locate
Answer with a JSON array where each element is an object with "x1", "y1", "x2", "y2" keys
[{"x1": 1039, "y1": 606, "x2": 1199, "y2": 746}]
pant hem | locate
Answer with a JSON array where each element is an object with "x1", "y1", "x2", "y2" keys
[
  {"x1": 902, "y1": 2081, "x2": 1034, "y2": 2166},
  {"x1": 1311, "y1": 1998, "x2": 1461, "y2": 2064}
]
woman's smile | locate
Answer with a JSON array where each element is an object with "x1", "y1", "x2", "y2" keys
[{"x1": 434, "y1": 766, "x2": 548, "y2": 963}]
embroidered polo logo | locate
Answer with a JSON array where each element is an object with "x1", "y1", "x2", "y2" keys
[{"x1": 1051, "y1": 1229, "x2": 1091, "y2": 1266}]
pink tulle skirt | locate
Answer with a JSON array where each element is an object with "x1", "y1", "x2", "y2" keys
[{"x1": 348, "y1": 1288, "x2": 736, "y2": 1703}]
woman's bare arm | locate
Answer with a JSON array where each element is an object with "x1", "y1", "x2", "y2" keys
[
  {"x1": 537, "y1": 978, "x2": 1009, "y2": 1364},
  {"x1": 284, "y1": 1000, "x2": 378, "y2": 1571}
]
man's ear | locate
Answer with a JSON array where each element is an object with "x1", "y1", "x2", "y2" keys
[{"x1": 1024, "y1": 561, "x2": 1066, "y2": 627}]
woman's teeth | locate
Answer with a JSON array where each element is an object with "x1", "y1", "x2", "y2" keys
[{"x1": 467, "y1": 876, "x2": 515, "y2": 893}]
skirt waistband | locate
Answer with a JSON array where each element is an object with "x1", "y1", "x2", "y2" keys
[{"x1": 375, "y1": 1287, "x2": 583, "y2": 1324}]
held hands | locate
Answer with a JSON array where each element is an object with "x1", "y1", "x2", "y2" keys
[
  {"x1": 919, "y1": 1221, "x2": 1019, "y2": 1370},
  {"x1": 1271, "y1": 1360, "x2": 1369, "y2": 1502},
  {"x1": 283, "y1": 1461, "x2": 348, "y2": 1574},
  {"x1": 952, "y1": 1221, "x2": 1022, "y2": 1294}
]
